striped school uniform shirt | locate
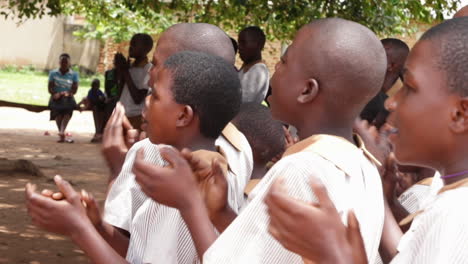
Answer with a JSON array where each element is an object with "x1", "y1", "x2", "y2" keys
[
  {"x1": 398, "y1": 178, "x2": 433, "y2": 214},
  {"x1": 104, "y1": 124, "x2": 253, "y2": 264},
  {"x1": 203, "y1": 134, "x2": 385, "y2": 264},
  {"x1": 392, "y1": 179, "x2": 468, "y2": 264}
]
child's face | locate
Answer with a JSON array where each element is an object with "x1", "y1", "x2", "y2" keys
[
  {"x1": 143, "y1": 66, "x2": 184, "y2": 145},
  {"x1": 92, "y1": 81, "x2": 99, "y2": 90},
  {"x1": 59, "y1": 57, "x2": 70, "y2": 71},
  {"x1": 386, "y1": 40, "x2": 455, "y2": 168},
  {"x1": 238, "y1": 31, "x2": 261, "y2": 62},
  {"x1": 268, "y1": 29, "x2": 311, "y2": 126},
  {"x1": 129, "y1": 37, "x2": 148, "y2": 59}
]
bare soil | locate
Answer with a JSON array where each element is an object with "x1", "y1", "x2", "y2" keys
[{"x1": 0, "y1": 107, "x2": 109, "y2": 264}]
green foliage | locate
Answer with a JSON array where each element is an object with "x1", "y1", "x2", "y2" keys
[{"x1": 1, "y1": 0, "x2": 463, "y2": 41}]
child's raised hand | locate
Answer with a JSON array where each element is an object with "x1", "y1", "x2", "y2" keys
[
  {"x1": 265, "y1": 177, "x2": 366, "y2": 264},
  {"x1": 353, "y1": 119, "x2": 391, "y2": 175},
  {"x1": 181, "y1": 149, "x2": 229, "y2": 221},
  {"x1": 25, "y1": 176, "x2": 92, "y2": 237},
  {"x1": 283, "y1": 126, "x2": 299, "y2": 149},
  {"x1": 102, "y1": 103, "x2": 140, "y2": 181},
  {"x1": 133, "y1": 147, "x2": 201, "y2": 211}
]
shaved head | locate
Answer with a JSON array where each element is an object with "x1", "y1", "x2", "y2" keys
[
  {"x1": 453, "y1": 5, "x2": 468, "y2": 18},
  {"x1": 381, "y1": 38, "x2": 409, "y2": 69},
  {"x1": 420, "y1": 17, "x2": 468, "y2": 96},
  {"x1": 156, "y1": 23, "x2": 235, "y2": 64},
  {"x1": 298, "y1": 18, "x2": 387, "y2": 117}
]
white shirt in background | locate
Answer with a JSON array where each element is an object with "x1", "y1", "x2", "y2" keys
[
  {"x1": 119, "y1": 63, "x2": 152, "y2": 117},
  {"x1": 238, "y1": 63, "x2": 269, "y2": 104}
]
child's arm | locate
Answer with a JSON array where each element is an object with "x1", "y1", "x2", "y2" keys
[
  {"x1": 180, "y1": 149, "x2": 238, "y2": 232},
  {"x1": 71, "y1": 72, "x2": 79, "y2": 95},
  {"x1": 25, "y1": 176, "x2": 129, "y2": 264},
  {"x1": 132, "y1": 147, "x2": 221, "y2": 258},
  {"x1": 378, "y1": 199, "x2": 403, "y2": 263},
  {"x1": 122, "y1": 70, "x2": 147, "y2": 104},
  {"x1": 41, "y1": 186, "x2": 131, "y2": 257},
  {"x1": 114, "y1": 53, "x2": 147, "y2": 104},
  {"x1": 265, "y1": 177, "x2": 368, "y2": 264}
]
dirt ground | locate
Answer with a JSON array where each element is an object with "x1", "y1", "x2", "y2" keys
[{"x1": 0, "y1": 107, "x2": 110, "y2": 264}]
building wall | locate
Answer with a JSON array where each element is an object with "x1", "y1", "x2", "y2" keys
[{"x1": 0, "y1": 15, "x2": 101, "y2": 72}]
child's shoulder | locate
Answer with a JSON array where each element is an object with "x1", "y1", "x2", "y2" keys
[{"x1": 270, "y1": 151, "x2": 334, "y2": 177}]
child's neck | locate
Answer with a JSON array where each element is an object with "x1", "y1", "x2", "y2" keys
[
  {"x1": 251, "y1": 163, "x2": 267, "y2": 180},
  {"x1": 176, "y1": 136, "x2": 217, "y2": 152},
  {"x1": 242, "y1": 54, "x2": 262, "y2": 67},
  {"x1": 132, "y1": 56, "x2": 149, "y2": 67},
  {"x1": 439, "y1": 155, "x2": 468, "y2": 185},
  {"x1": 296, "y1": 121, "x2": 354, "y2": 143}
]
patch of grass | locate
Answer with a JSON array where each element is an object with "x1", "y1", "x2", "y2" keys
[{"x1": 0, "y1": 67, "x2": 104, "y2": 106}]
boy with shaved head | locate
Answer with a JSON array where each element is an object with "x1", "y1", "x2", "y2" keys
[
  {"x1": 265, "y1": 17, "x2": 468, "y2": 264},
  {"x1": 26, "y1": 23, "x2": 253, "y2": 264},
  {"x1": 102, "y1": 23, "x2": 253, "y2": 263},
  {"x1": 137, "y1": 18, "x2": 388, "y2": 263}
]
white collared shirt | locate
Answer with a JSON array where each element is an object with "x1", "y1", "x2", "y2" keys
[
  {"x1": 392, "y1": 186, "x2": 468, "y2": 264},
  {"x1": 203, "y1": 135, "x2": 385, "y2": 264},
  {"x1": 104, "y1": 127, "x2": 252, "y2": 264}
]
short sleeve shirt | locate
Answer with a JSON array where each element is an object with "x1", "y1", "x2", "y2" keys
[
  {"x1": 203, "y1": 135, "x2": 385, "y2": 264},
  {"x1": 238, "y1": 63, "x2": 270, "y2": 104},
  {"x1": 104, "y1": 125, "x2": 253, "y2": 263},
  {"x1": 392, "y1": 187, "x2": 468, "y2": 264},
  {"x1": 119, "y1": 63, "x2": 152, "y2": 117},
  {"x1": 48, "y1": 69, "x2": 79, "y2": 93}
]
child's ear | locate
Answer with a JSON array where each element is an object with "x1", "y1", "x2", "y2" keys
[
  {"x1": 176, "y1": 105, "x2": 194, "y2": 128},
  {"x1": 449, "y1": 97, "x2": 468, "y2": 133},
  {"x1": 297, "y1": 78, "x2": 319, "y2": 104}
]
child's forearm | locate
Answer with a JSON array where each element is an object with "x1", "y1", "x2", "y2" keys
[
  {"x1": 180, "y1": 195, "x2": 219, "y2": 261},
  {"x1": 94, "y1": 221, "x2": 130, "y2": 257},
  {"x1": 379, "y1": 199, "x2": 403, "y2": 263},
  {"x1": 71, "y1": 219, "x2": 129, "y2": 264}
]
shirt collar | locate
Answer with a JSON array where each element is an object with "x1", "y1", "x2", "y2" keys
[
  {"x1": 283, "y1": 134, "x2": 381, "y2": 177},
  {"x1": 221, "y1": 122, "x2": 244, "y2": 152}
]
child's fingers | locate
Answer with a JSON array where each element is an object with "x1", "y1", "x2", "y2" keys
[
  {"x1": 53, "y1": 175, "x2": 79, "y2": 203},
  {"x1": 211, "y1": 158, "x2": 227, "y2": 186},
  {"x1": 346, "y1": 210, "x2": 362, "y2": 239},
  {"x1": 160, "y1": 147, "x2": 187, "y2": 169},
  {"x1": 25, "y1": 183, "x2": 37, "y2": 199},
  {"x1": 308, "y1": 177, "x2": 335, "y2": 211},
  {"x1": 121, "y1": 113, "x2": 133, "y2": 130},
  {"x1": 41, "y1": 189, "x2": 54, "y2": 198},
  {"x1": 265, "y1": 178, "x2": 310, "y2": 215},
  {"x1": 182, "y1": 149, "x2": 203, "y2": 170},
  {"x1": 125, "y1": 129, "x2": 139, "y2": 147},
  {"x1": 52, "y1": 192, "x2": 64, "y2": 200}
]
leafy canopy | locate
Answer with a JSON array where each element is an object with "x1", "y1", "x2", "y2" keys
[{"x1": 1, "y1": 0, "x2": 462, "y2": 42}]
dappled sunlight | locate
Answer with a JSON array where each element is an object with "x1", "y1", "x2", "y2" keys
[{"x1": 0, "y1": 127, "x2": 108, "y2": 263}]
